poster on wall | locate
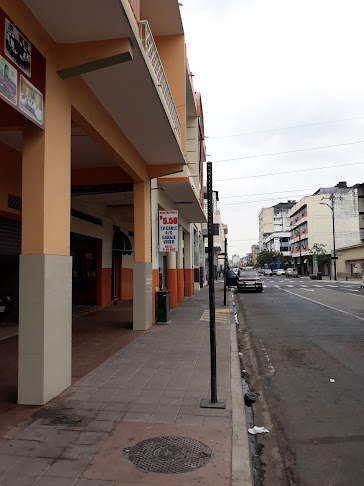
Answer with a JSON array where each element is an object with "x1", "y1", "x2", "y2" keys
[
  {"x1": 0, "y1": 8, "x2": 45, "y2": 129},
  {"x1": 159, "y1": 210, "x2": 179, "y2": 252}
]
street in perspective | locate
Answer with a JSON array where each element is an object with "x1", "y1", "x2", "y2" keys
[
  {"x1": 234, "y1": 274, "x2": 364, "y2": 485},
  {"x1": 0, "y1": 1, "x2": 364, "y2": 486}
]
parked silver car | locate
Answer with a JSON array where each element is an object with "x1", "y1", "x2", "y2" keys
[
  {"x1": 285, "y1": 268, "x2": 299, "y2": 278},
  {"x1": 238, "y1": 271, "x2": 263, "y2": 292}
]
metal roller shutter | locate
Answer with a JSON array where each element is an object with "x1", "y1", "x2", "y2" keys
[{"x1": 0, "y1": 217, "x2": 21, "y2": 255}]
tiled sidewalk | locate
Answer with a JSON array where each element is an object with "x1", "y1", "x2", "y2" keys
[{"x1": 0, "y1": 284, "x2": 252, "y2": 485}]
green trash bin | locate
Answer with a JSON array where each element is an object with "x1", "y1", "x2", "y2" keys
[{"x1": 156, "y1": 290, "x2": 169, "y2": 323}]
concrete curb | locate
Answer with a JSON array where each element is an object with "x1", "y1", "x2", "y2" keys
[{"x1": 230, "y1": 294, "x2": 253, "y2": 485}]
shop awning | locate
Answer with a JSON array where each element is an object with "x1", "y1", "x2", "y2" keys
[
  {"x1": 112, "y1": 229, "x2": 132, "y2": 255},
  {"x1": 157, "y1": 178, "x2": 206, "y2": 223}
]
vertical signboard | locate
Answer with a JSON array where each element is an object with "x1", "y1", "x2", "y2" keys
[
  {"x1": 159, "y1": 210, "x2": 178, "y2": 252},
  {"x1": 0, "y1": 8, "x2": 46, "y2": 129}
]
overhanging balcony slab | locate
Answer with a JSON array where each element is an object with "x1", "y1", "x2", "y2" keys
[
  {"x1": 24, "y1": 0, "x2": 185, "y2": 166},
  {"x1": 140, "y1": 0, "x2": 183, "y2": 36},
  {"x1": 157, "y1": 178, "x2": 206, "y2": 223}
]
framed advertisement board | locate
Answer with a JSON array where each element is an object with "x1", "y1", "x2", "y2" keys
[
  {"x1": 0, "y1": 8, "x2": 46, "y2": 129},
  {"x1": 159, "y1": 210, "x2": 178, "y2": 252}
]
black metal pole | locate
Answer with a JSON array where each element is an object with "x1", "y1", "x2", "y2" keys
[
  {"x1": 332, "y1": 195, "x2": 337, "y2": 281},
  {"x1": 206, "y1": 162, "x2": 217, "y2": 403},
  {"x1": 298, "y1": 230, "x2": 302, "y2": 276},
  {"x1": 223, "y1": 238, "x2": 227, "y2": 306}
]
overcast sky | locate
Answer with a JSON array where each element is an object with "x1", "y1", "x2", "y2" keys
[{"x1": 180, "y1": 0, "x2": 364, "y2": 257}]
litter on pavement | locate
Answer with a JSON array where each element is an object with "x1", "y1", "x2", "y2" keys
[
  {"x1": 330, "y1": 379, "x2": 335, "y2": 383},
  {"x1": 248, "y1": 426, "x2": 269, "y2": 435},
  {"x1": 244, "y1": 392, "x2": 260, "y2": 407}
]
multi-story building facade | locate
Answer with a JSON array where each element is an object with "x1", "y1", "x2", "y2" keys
[
  {"x1": 336, "y1": 183, "x2": 364, "y2": 278},
  {"x1": 259, "y1": 201, "x2": 296, "y2": 261},
  {"x1": 290, "y1": 182, "x2": 362, "y2": 275},
  {"x1": 0, "y1": 0, "x2": 205, "y2": 406},
  {"x1": 251, "y1": 244, "x2": 260, "y2": 266}
]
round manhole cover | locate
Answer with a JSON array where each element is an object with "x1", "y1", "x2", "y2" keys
[{"x1": 126, "y1": 436, "x2": 213, "y2": 474}]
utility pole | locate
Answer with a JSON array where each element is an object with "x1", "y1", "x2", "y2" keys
[
  {"x1": 201, "y1": 162, "x2": 225, "y2": 409},
  {"x1": 320, "y1": 194, "x2": 337, "y2": 281},
  {"x1": 331, "y1": 194, "x2": 337, "y2": 281}
]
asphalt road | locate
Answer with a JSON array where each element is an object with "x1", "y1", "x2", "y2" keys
[{"x1": 236, "y1": 277, "x2": 364, "y2": 486}]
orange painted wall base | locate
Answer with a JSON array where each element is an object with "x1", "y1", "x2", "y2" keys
[
  {"x1": 152, "y1": 269, "x2": 159, "y2": 323},
  {"x1": 101, "y1": 268, "x2": 112, "y2": 307},
  {"x1": 166, "y1": 268, "x2": 178, "y2": 308},
  {"x1": 177, "y1": 268, "x2": 184, "y2": 303},
  {"x1": 184, "y1": 268, "x2": 194, "y2": 297},
  {"x1": 121, "y1": 268, "x2": 133, "y2": 301}
]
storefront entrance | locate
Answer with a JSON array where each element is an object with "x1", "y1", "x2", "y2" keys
[{"x1": 71, "y1": 233, "x2": 99, "y2": 306}]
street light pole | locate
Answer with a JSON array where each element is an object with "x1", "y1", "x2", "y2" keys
[
  {"x1": 331, "y1": 195, "x2": 337, "y2": 281},
  {"x1": 320, "y1": 194, "x2": 337, "y2": 281}
]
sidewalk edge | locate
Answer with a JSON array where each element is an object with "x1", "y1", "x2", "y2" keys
[{"x1": 230, "y1": 301, "x2": 254, "y2": 485}]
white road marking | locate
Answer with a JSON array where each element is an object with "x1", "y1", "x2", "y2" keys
[
  {"x1": 260, "y1": 339, "x2": 275, "y2": 374},
  {"x1": 283, "y1": 289, "x2": 364, "y2": 321},
  {"x1": 274, "y1": 285, "x2": 280, "y2": 288},
  {"x1": 302, "y1": 288, "x2": 315, "y2": 292},
  {"x1": 287, "y1": 285, "x2": 294, "y2": 288},
  {"x1": 327, "y1": 285, "x2": 337, "y2": 288},
  {"x1": 313, "y1": 285, "x2": 323, "y2": 287},
  {"x1": 300, "y1": 285, "x2": 309, "y2": 288},
  {"x1": 343, "y1": 288, "x2": 359, "y2": 292}
]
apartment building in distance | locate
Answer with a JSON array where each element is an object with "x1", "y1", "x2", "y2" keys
[
  {"x1": 251, "y1": 244, "x2": 260, "y2": 266},
  {"x1": 290, "y1": 182, "x2": 363, "y2": 275},
  {"x1": 0, "y1": 0, "x2": 205, "y2": 406},
  {"x1": 258, "y1": 201, "x2": 296, "y2": 257}
]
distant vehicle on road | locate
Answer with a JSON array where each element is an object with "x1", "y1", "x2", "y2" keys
[
  {"x1": 257, "y1": 269, "x2": 265, "y2": 275},
  {"x1": 264, "y1": 269, "x2": 273, "y2": 276},
  {"x1": 238, "y1": 270, "x2": 263, "y2": 292},
  {"x1": 275, "y1": 269, "x2": 286, "y2": 276},
  {"x1": 286, "y1": 268, "x2": 299, "y2": 278}
]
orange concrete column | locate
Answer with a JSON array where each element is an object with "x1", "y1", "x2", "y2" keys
[
  {"x1": 184, "y1": 229, "x2": 194, "y2": 297},
  {"x1": 19, "y1": 62, "x2": 72, "y2": 405},
  {"x1": 166, "y1": 251, "x2": 178, "y2": 308},
  {"x1": 177, "y1": 225, "x2": 184, "y2": 303},
  {"x1": 133, "y1": 180, "x2": 153, "y2": 330}
]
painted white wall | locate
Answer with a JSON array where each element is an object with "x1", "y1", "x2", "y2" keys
[
  {"x1": 151, "y1": 178, "x2": 192, "y2": 271},
  {"x1": 71, "y1": 198, "x2": 134, "y2": 269},
  {"x1": 290, "y1": 189, "x2": 361, "y2": 256}
]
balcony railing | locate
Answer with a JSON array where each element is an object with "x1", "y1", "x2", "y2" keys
[{"x1": 139, "y1": 20, "x2": 181, "y2": 139}]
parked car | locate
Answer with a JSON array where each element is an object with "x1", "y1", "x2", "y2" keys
[
  {"x1": 237, "y1": 270, "x2": 263, "y2": 293},
  {"x1": 276, "y1": 269, "x2": 286, "y2": 276},
  {"x1": 286, "y1": 268, "x2": 299, "y2": 278},
  {"x1": 264, "y1": 269, "x2": 272, "y2": 276},
  {"x1": 257, "y1": 269, "x2": 265, "y2": 275}
]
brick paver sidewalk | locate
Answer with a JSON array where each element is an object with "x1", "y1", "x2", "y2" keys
[{"x1": 0, "y1": 284, "x2": 252, "y2": 485}]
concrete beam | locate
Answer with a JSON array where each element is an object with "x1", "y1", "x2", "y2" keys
[
  {"x1": 148, "y1": 164, "x2": 184, "y2": 178},
  {"x1": 56, "y1": 38, "x2": 133, "y2": 80}
]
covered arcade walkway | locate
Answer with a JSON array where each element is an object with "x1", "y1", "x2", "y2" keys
[{"x1": 0, "y1": 301, "x2": 141, "y2": 437}]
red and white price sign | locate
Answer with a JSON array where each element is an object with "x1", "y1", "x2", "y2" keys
[{"x1": 159, "y1": 210, "x2": 178, "y2": 252}]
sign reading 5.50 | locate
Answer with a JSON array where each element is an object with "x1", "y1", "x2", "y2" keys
[
  {"x1": 159, "y1": 210, "x2": 178, "y2": 252},
  {"x1": 161, "y1": 216, "x2": 178, "y2": 225}
]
